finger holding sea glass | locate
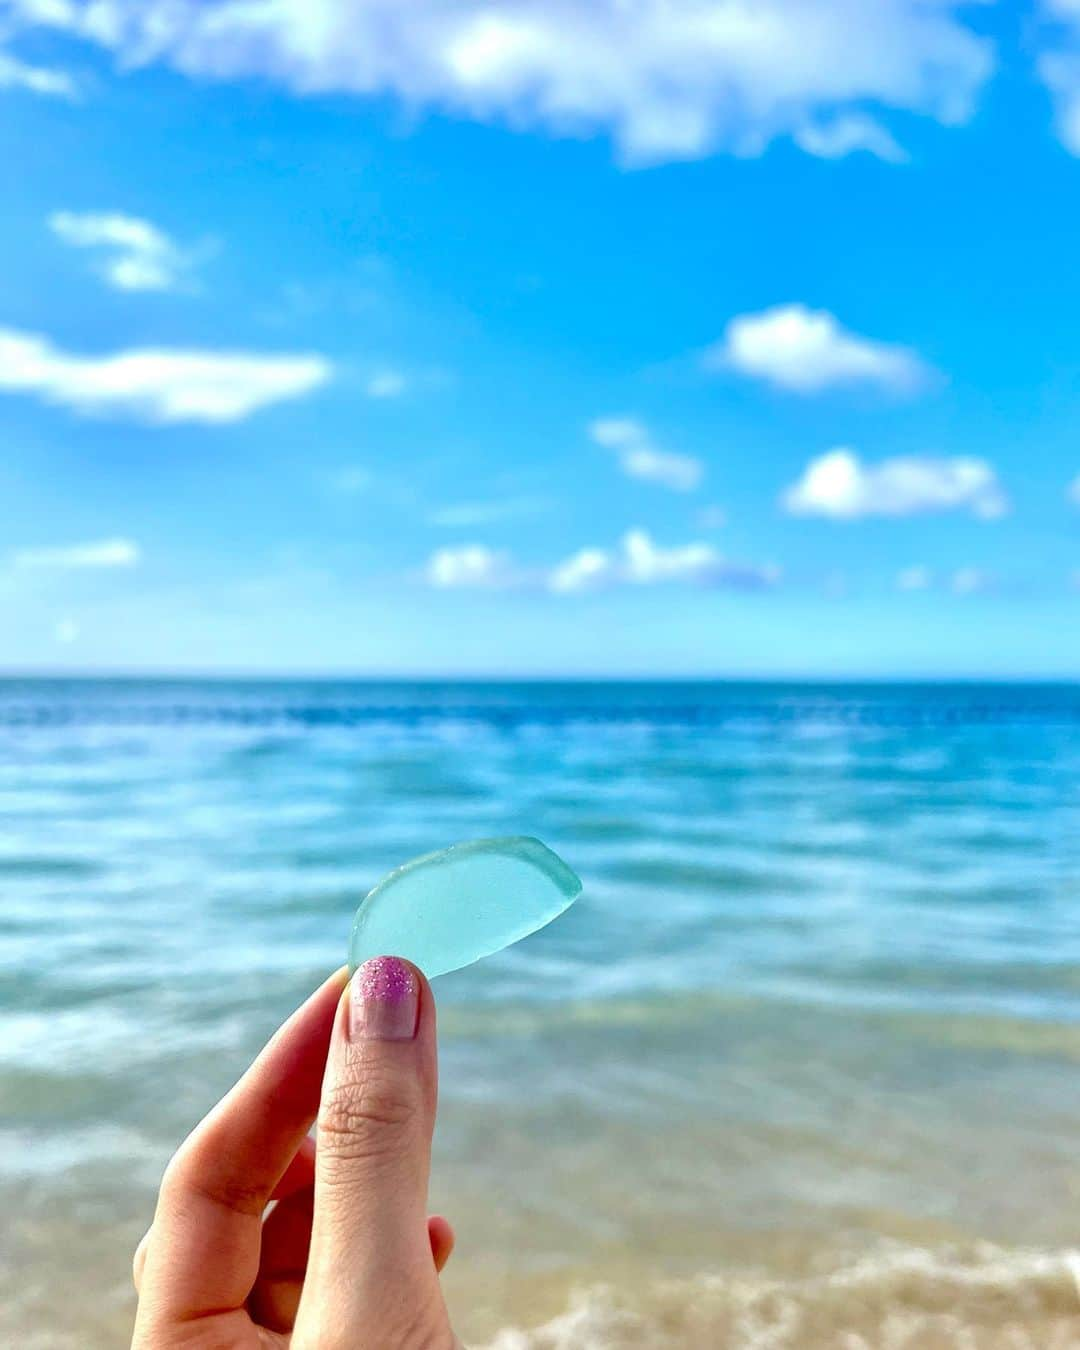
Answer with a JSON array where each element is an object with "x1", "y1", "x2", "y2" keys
[{"x1": 348, "y1": 836, "x2": 582, "y2": 979}]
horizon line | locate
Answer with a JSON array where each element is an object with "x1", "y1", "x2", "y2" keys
[{"x1": 0, "y1": 670, "x2": 1077, "y2": 686}]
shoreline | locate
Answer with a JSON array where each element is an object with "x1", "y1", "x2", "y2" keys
[{"x1": 6, "y1": 1233, "x2": 1079, "y2": 1348}]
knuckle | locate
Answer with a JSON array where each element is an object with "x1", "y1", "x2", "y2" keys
[
  {"x1": 318, "y1": 1070, "x2": 420, "y2": 1156},
  {"x1": 159, "y1": 1139, "x2": 266, "y2": 1218}
]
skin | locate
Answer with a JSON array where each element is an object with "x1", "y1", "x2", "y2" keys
[{"x1": 131, "y1": 964, "x2": 460, "y2": 1349}]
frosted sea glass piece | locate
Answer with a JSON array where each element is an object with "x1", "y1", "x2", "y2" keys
[{"x1": 349, "y1": 836, "x2": 582, "y2": 978}]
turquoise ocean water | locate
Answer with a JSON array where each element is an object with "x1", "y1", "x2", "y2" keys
[{"x1": 3, "y1": 680, "x2": 1080, "y2": 1347}]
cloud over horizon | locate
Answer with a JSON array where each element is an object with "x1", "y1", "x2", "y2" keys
[
  {"x1": 783, "y1": 449, "x2": 1008, "y2": 520},
  {"x1": 423, "y1": 530, "x2": 779, "y2": 594},
  {"x1": 550, "y1": 529, "x2": 779, "y2": 594}
]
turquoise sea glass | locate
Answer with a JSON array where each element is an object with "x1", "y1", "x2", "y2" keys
[{"x1": 348, "y1": 836, "x2": 582, "y2": 978}]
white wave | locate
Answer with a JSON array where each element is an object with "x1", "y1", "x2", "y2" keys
[{"x1": 476, "y1": 1243, "x2": 1080, "y2": 1349}]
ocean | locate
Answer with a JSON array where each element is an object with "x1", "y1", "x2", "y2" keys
[{"x1": 2, "y1": 679, "x2": 1080, "y2": 1348}]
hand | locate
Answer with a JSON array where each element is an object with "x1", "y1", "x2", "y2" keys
[{"x1": 131, "y1": 958, "x2": 458, "y2": 1349}]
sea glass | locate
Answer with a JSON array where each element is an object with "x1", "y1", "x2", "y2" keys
[{"x1": 348, "y1": 836, "x2": 582, "y2": 978}]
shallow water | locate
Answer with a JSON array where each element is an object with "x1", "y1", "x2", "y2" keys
[{"x1": 2, "y1": 680, "x2": 1079, "y2": 1347}]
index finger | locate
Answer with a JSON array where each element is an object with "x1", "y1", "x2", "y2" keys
[{"x1": 135, "y1": 967, "x2": 348, "y2": 1330}]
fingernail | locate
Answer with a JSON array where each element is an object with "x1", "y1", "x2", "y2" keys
[{"x1": 349, "y1": 957, "x2": 420, "y2": 1042}]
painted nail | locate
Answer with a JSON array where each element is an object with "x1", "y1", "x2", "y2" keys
[{"x1": 349, "y1": 956, "x2": 420, "y2": 1042}]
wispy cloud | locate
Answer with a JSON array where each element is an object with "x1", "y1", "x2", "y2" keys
[
  {"x1": 0, "y1": 326, "x2": 331, "y2": 423},
  {"x1": 425, "y1": 543, "x2": 512, "y2": 589},
  {"x1": 783, "y1": 449, "x2": 1008, "y2": 520},
  {"x1": 1038, "y1": 2, "x2": 1080, "y2": 154},
  {"x1": 1069, "y1": 472, "x2": 1080, "y2": 506},
  {"x1": 951, "y1": 566, "x2": 992, "y2": 595},
  {"x1": 48, "y1": 210, "x2": 204, "y2": 292},
  {"x1": 0, "y1": 51, "x2": 78, "y2": 100},
  {"x1": 896, "y1": 565, "x2": 996, "y2": 595},
  {"x1": 707, "y1": 305, "x2": 930, "y2": 395},
  {"x1": 3, "y1": 1, "x2": 992, "y2": 167},
  {"x1": 427, "y1": 496, "x2": 548, "y2": 527},
  {"x1": 589, "y1": 418, "x2": 703, "y2": 492},
  {"x1": 897, "y1": 564, "x2": 933, "y2": 591},
  {"x1": 793, "y1": 114, "x2": 909, "y2": 164},
  {"x1": 14, "y1": 537, "x2": 140, "y2": 570},
  {"x1": 364, "y1": 369, "x2": 407, "y2": 399}
]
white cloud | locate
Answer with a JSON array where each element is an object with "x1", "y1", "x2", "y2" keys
[
  {"x1": 54, "y1": 618, "x2": 80, "y2": 643},
  {"x1": 14, "y1": 537, "x2": 140, "y2": 570},
  {"x1": 897, "y1": 564, "x2": 933, "y2": 591},
  {"x1": 589, "y1": 418, "x2": 703, "y2": 492},
  {"x1": 623, "y1": 529, "x2": 724, "y2": 584},
  {"x1": 708, "y1": 304, "x2": 930, "y2": 395},
  {"x1": 2, "y1": 1, "x2": 992, "y2": 167},
  {"x1": 1069, "y1": 472, "x2": 1080, "y2": 505},
  {"x1": 48, "y1": 210, "x2": 199, "y2": 292},
  {"x1": 549, "y1": 547, "x2": 614, "y2": 595},
  {"x1": 425, "y1": 543, "x2": 511, "y2": 589},
  {"x1": 0, "y1": 326, "x2": 331, "y2": 423},
  {"x1": 951, "y1": 566, "x2": 991, "y2": 595},
  {"x1": 896, "y1": 565, "x2": 998, "y2": 594},
  {"x1": 783, "y1": 448, "x2": 1008, "y2": 520},
  {"x1": 365, "y1": 369, "x2": 407, "y2": 399},
  {"x1": 423, "y1": 529, "x2": 778, "y2": 594},
  {"x1": 549, "y1": 529, "x2": 779, "y2": 594},
  {"x1": 793, "y1": 114, "x2": 909, "y2": 164},
  {"x1": 0, "y1": 51, "x2": 78, "y2": 99},
  {"x1": 1038, "y1": 3, "x2": 1080, "y2": 154}
]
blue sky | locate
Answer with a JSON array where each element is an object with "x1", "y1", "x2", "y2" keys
[{"x1": 1, "y1": 0, "x2": 1079, "y2": 677}]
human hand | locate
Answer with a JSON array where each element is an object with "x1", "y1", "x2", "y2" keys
[{"x1": 131, "y1": 958, "x2": 458, "y2": 1348}]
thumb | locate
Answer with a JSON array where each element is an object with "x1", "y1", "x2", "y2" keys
[{"x1": 294, "y1": 957, "x2": 452, "y2": 1350}]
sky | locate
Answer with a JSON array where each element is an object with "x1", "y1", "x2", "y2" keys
[{"x1": 1, "y1": 0, "x2": 1079, "y2": 678}]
